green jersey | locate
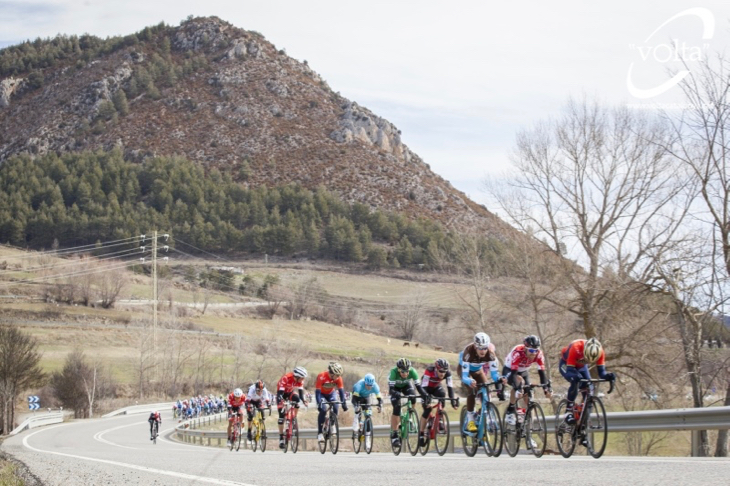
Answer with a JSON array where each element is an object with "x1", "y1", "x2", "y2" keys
[{"x1": 388, "y1": 367, "x2": 419, "y2": 389}]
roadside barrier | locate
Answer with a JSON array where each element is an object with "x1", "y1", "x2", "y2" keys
[{"x1": 173, "y1": 405, "x2": 730, "y2": 456}]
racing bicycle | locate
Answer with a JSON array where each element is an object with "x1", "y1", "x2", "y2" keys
[
  {"x1": 420, "y1": 395, "x2": 459, "y2": 456},
  {"x1": 502, "y1": 383, "x2": 549, "y2": 457},
  {"x1": 460, "y1": 382, "x2": 503, "y2": 457},
  {"x1": 555, "y1": 378, "x2": 614, "y2": 458}
]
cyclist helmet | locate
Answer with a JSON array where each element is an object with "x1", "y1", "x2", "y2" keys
[
  {"x1": 363, "y1": 373, "x2": 376, "y2": 386},
  {"x1": 233, "y1": 388, "x2": 243, "y2": 398},
  {"x1": 293, "y1": 366, "x2": 308, "y2": 379},
  {"x1": 328, "y1": 362, "x2": 344, "y2": 376},
  {"x1": 255, "y1": 380, "x2": 265, "y2": 391},
  {"x1": 524, "y1": 335, "x2": 541, "y2": 349},
  {"x1": 396, "y1": 357, "x2": 411, "y2": 371},
  {"x1": 435, "y1": 358, "x2": 449, "y2": 372},
  {"x1": 584, "y1": 337, "x2": 602, "y2": 363},
  {"x1": 474, "y1": 332, "x2": 491, "y2": 350}
]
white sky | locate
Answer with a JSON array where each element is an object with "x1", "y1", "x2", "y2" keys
[{"x1": 1, "y1": 1, "x2": 729, "y2": 205}]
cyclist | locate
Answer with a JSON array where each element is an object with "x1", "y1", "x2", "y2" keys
[
  {"x1": 388, "y1": 357, "x2": 427, "y2": 448},
  {"x1": 245, "y1": 379, "x2": 272, "y2": 442},
  {"x1": 459, "y1": 332, "x2": 504, "y2": 432},
  {"x1": 351, "y1": 373, "x2": 383, "y2": 438},
  {"x1": 226, "y1": 388, "x2": 246, "y2": 447},
  {"x1": 559, "y1": 337, "x2": 615, "y2": 425},
  {"x1": 315, "y1": 362, "x2": 349, "y2": 443},
  {"x1": 148, "y1": 410, "x2": 161, "y2": 440},
  {"x1": 276, "y1": 366, "x2": 309, "y2": 449},
  {"x1": 418, "y1": 358, "x2": 458, "y2": 446},
  {"x1": 503, "y1": 335, "x2": 552, "y2": 426}
]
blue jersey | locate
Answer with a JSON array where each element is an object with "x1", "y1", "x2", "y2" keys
[{"x1": 352, "y1": 379, "x2": 382, "y2": 399}]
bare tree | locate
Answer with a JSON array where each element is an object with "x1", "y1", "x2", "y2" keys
[
  {"x1": 645, "y1": 231, "x2": 729, "y2": 456},
  {"x1": 98, "y1": 266, "x2": 126, "y2": 308},
  {"x1": 664, "y1": 56, "x2": 730, "y2": 456},
  {"x1": 135, "y1": 325, "x2": 156, "y2": 399},
  {"x1": 393, "y1": 289, "x2": 427, "y2": 341},
  {"x1": 486, "y1": 97, "x2": 686, "y2": 342},
  {"x1": 438, "y1": 231, "x2": 495, "y2": 331},
  {"x1": 286, "y1": 275, "x2": 326, "y2": 320}
]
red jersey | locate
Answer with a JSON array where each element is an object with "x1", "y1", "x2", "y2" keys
[
  {"x1": 504, "y1": 344, "x2": 546, "y2": 372},
  {"x1": 561, "y1": 339, "x2": 605, "y2": 367},
  {"x1": 227, "y1": 392, "x2": 246, "y2": 408},
  {"x1": 315, "y1": 371, "x2": 344, "y2": 394},
  {"x1": 277, "y1": 372, "x2": 305, "y2": 395},
  {"x1": 420, "y1": 365, "x2": 453, "y2": 389}
]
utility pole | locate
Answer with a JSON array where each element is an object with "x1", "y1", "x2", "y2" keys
[{"x1": 152, "y1": 230, "x2": 158, "y2": 382}]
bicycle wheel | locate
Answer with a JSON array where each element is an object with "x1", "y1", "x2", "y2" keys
[
  {"x1": 391, "y1": 418, "x2": 402, "y2": 456},
  {"x1": 585, "y1": 397, "x2": 608, "y2": 458},
  {"x1": 229, "y1": 423, "x2": 236, "y2": 451},
  {"x1": 353, "y1": 415, "x2": 362, "y2": 454},
  {"x1": 406, "y1": 408, "x2": 420, "y2": 456},
  {"x1": 153, "y1": 423, "x2": 158, "y2": 445},
  {"x1": 259, "y1": 419, "x2": 267, "y2": 452},
  {"x1": 235, "y1": 423, "x2": 242, "y2": 451},
  {"x1": 251, "y1": 423, "x2": 259, "y2": 452},
  {"x1": 318, "y1": 415, "x2": 328, "y2": 454},
  {"x1": 503, "y1": 409, "x2": 520, "y2": 457},
  {"x1": 283, "y1": 419, "x2": 290, "y2": 453},
  {"x1": 460, "y1": 406, "x2": 478, "y2": 457},
  {"x1": 419, "y1": 416, "x2": 432, "y2": 456},
  {"x1": 555, "y1": 399, "x2": 577, "y2": 458},
  {"x1": 364, "y1": 417, "x2": 373, "y2": 454},
  {"x1": 291, "y1": 418, "x2": 299, "y2": 453},
  {"x1": 526, "y1": 402, "x2": 547, "y2": 458},
  {"x1": 434, "y1": 410, "x2": 450, "y2": 456},
  {"x1": 329, "y1": 414, "x2": 339, "y2": 454},
  {"x1": 483, "y1": 402, "x2": 503, "y2": 457}
]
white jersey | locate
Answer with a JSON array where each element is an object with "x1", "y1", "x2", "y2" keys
[{"x1": 246, "y1": 385, "x2": 272, "y2": 402}]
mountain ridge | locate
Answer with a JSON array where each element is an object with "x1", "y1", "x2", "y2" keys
[{"x1": 0, "y1": 16, "x2": 514, "y2": 239}]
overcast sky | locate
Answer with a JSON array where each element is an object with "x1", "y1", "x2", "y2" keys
[{"x1": 1, "y1": 1, "x2": 729, "y2": 205}]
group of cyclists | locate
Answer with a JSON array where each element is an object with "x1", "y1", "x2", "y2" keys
[
  {"x1": 153, "y1": 333, "x2": 615, "y2": 451},
  {"x1": 173, "y1": 395, "x2": 227, "y2": 419}
]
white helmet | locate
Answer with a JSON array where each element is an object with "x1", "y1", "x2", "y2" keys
[
  {"x1": 293, "y1": 366, "x2": 308, "y2": 379},
  {"x1": 584, "y1": 338, "x2": 602, "y2": 363},
  {"x1": 474, "y1": 332, "x2": 491, "y2": 350},
  {"x1": 233, "y1": 388, "x2": 243, "y2": 398}
]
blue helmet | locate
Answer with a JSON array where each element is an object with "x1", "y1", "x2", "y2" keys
[{"x1": 363, "y1": 374, "x2": 376, "y2": 386}]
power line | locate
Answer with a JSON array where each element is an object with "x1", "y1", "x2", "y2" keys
[{"x1": 0, "y1": 236, "x2": 141, "y2": 261}]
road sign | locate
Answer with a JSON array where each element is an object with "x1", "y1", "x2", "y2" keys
[
  {"x1": 28, "y1": 403, "x2": 39, "y2": 410},
  {"x1": 28, "y1": 396, "x2": 39, "y2": 403}
]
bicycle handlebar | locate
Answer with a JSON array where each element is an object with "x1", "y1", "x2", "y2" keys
[
  {"x1": 579, "y1": 378, "x2": 615, "y2": 395},
  {"x1": 425, "y1": 395, "x2": 460, "y2": 407}
]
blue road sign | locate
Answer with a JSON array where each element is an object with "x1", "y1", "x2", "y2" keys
[
  {"x1": 28, "y1": 403, "x2": 39, "y2": 410},
  {"x1": 28, "y1": 396, "x2": 39, "y2": 403}
]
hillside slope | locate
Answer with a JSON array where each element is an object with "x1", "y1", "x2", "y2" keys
[{"x1": 0, "y1": 16, "x2": 514, "y2": 238}]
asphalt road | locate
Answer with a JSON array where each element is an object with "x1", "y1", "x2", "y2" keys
[{"x1": 2, "y1": 411, "x2": 728, "y2": 486}]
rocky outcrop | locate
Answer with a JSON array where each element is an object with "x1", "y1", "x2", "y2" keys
[
  {"x1": 0, "y1": 77, "x2": 24, "y2": 108},
  {"x1": 330, "y1": 101, "x2": 416, "y2": 164}
]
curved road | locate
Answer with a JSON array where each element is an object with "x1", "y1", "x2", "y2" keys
[{"x1": 3, "y1": 411, "x2": 728, "y2": 486}]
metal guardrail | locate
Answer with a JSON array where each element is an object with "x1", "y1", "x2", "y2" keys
[
  {"x1": 173, "y1": 405, "x2": 730, "y2": 455},
  {"x1": 101, "y1": 402, "x2": 175, "y2": 418},
  {"x1": 9, "y1": 411, "x2": 65, "y2": 436}
]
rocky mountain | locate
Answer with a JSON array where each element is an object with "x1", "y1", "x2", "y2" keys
[{"x1": 0, "y1": 16, "x2": 512, "y2": 237}]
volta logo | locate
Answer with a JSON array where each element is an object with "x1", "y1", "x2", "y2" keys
[{"x1": 626, "y1": 8, "x2": 714, "y2": 99}]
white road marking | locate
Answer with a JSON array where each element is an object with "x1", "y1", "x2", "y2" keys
[
  {"x1": 93, "y1": 421, "x2": 143, "y2": 450},
  {"x1": 22, "y1": 425, "x2": 259, "y2": 486}
]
